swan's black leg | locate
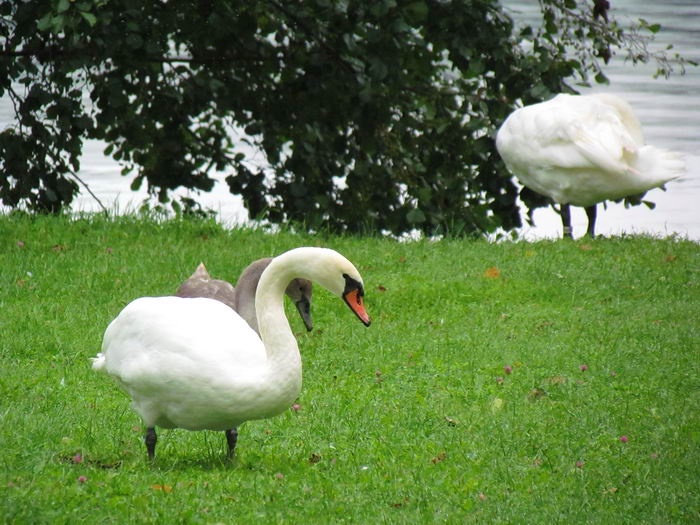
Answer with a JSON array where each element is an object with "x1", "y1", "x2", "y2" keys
[
  {"x1": 145, "y1": 427, "x2": 157, "y2": 460},
  {"x1": 559, "y1": 203, "x2": 573, "y2": 239},
  {"x1": 585, "y1": 205, "x2": 597, "y2": 238},
  {"x1": 225, "y1": 428, "x2": 238, "y2": 458}
]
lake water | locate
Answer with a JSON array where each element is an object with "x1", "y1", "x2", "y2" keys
[{"x1": 1, "y1": 0, "x2": 698, "y2": 240}]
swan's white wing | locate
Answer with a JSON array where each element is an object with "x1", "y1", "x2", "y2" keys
[
  {"x1": 496, "y1": 94, "x2": 653, "y2": 205},
  {"x1": 565, "y1": 99, "x2": 640, "y2": 175},
  {"x1": 102, "y1": 298, "x2": 261, "y2": 385},
  {"x1": 99, "y1": 296, "x2": 271, "y2": 429}
]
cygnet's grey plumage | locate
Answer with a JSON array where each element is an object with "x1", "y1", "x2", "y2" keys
[
  {"x1": 175, "y1": 258, "x2": 313, "y2": 334},
  {"x1": 176, "y1": 263, "x2": 237, "y2": 309}
]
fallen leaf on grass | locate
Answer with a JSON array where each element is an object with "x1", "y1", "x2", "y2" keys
[
  {"x1": 665, "y1": 255, "x2": 677, "y2": 262},
  {"x1": 483, "y1": 266, "x2": 501, "y2": 279},
  {"x1": 444, "y1": 417, "x2": 458, "y2": 426},
  {"x1": 150, "y1": 484, "x2": 173, "y2": 493},
  {"x1": 308, "y1": 453, "x2": 321, "y2": 464},
  {"x1": 431, "y1": 452, "x2": 447, "y2": 464},
  {"x1": 491, "y1": 398, "x2": 504, "y2": 411},
  {"x1": 527, "y1": 388, "x2": 547, "y2": 402},
  {"x1": 377, "y1": 285, "x2": 387, "y2": 292}
]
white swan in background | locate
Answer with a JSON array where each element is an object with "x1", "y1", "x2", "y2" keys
[
  {"x1": 176, "y1": 259, "x2": 313, "y2": 333},
  {"x1": 496, "y1": 93, "x2": 685, "y2": 238},
  {"x1": 92, "y1": 247, "x2": 371, "y2": 460}
]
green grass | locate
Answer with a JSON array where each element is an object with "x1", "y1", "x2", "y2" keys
[{"x1": 1, "y1": 213, "x2": 699, "y2": 524}]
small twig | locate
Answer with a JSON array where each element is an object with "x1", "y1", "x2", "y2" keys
[{"x1": 69, "y1": 171, "x2": 109, "y2": 214}]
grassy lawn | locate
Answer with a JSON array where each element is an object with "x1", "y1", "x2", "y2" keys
[{"x1": 1, "y1": 213, "x2": 699, "y2": 524}]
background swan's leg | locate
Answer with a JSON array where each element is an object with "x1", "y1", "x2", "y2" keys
[
  {"x1": 145, "y1": 427, "x2": 157, "y2": 459},
  {"x1": 558, "y1": 203, "x2": 573, "y2": 239},
  {"x1": 225, "y1": 428, "x2": 238, "y2": 457},
  {"x1": 585, "y1": 205, "x2": 597, "y2": 238}
]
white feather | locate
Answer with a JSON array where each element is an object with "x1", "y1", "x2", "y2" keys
[{"x1": 496, "y1": 93, "x2": 685, "y2": 208}]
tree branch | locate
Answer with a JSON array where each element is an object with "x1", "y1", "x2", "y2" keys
[{"x1": 69, "y1": 171, "x2": 109, "y2": 214}]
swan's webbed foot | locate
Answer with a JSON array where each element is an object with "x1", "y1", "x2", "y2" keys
[
  {"x1": 225, "y1": 428, "x2": 238, "y2": 458},
  {"x1": 145, "y1": 427, "x2": 157, "y2": 460}
]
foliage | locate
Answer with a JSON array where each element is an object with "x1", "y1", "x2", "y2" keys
[
  {"x1": 2, "y1": 214, "x2": 700, "y2": 522},
  {"x1": 0, "y1": 1, "x2": 694, "y2": 234}
]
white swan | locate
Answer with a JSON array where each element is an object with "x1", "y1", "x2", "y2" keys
[
  {"x1": 496, "y1": 93, "x2": 685, "y2": 238},
  {"x1": 175, "y1": 259, "x2": 313, "y2": 333},
  {"x1": 92, "y1": 247, "x2": 370, "y2": 459}
]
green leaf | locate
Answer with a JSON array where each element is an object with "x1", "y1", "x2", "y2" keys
[
  {"x1": 80, "y1": 11, "x2": 98, "y2": 27},
  {"x1": 51, "y1": 14, "x2": 66, "y2": 32},
  {"x1": 57, "y1": 0, "x2": 70, "y2": 14},
  {"x1": 405, "y1": 1, "x2": 428, "y2": 22},
  {"x1": 406, "y1": 208, "x2": 426, "y2": 224},
  {"x1": 594, "y1": 71, "x2": 609, "y2": 85},
  {"x1": 37, "y1": 13, "x2": 53, "y2": 31},
  {"x1": 369, "y1": 57, "x2": 388, "y2": 80}
]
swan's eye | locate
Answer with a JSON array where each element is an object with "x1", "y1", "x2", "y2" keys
[{"x1": 342, "y1": 273, "x2": 363, "y2": 297}]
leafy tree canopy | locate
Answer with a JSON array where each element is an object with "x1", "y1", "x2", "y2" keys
[{"x1": 0, "y1": 0, "x2": 693, "y2": 235}]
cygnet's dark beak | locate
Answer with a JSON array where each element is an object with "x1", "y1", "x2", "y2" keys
[{"x1": 295, "y1": 297, "x2": 313, "y2": 332}]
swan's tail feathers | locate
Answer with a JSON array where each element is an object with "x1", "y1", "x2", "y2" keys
[
  {"x1": 189, "y1": 262, "x2": 210, "y2": 280},
  {"x1": 634, "y1": 146, "x2": 686, "y2": 189},
  {"x1": 91, "y1": 352, "x2": 107, "y2": 372}
]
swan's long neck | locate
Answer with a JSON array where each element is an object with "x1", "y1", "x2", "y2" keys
[{"x1": 254, "y1": 255, "x2": 304, "y2": 402}]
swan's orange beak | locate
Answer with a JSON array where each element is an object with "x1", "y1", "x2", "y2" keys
[{"x1": 343, "y1": 289, "x2": 371, "y2": 326}]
